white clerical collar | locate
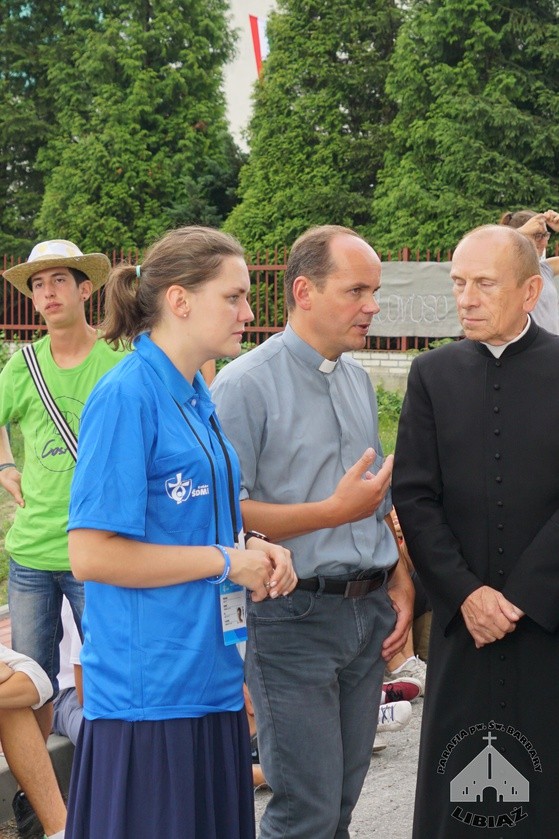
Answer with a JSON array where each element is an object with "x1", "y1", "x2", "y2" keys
[
  {"x1": 481, "y1": 316, "x2": 531, "y2": 358},
  {"x1": 319, "y1": 358, "x2": 338, "y2": 373}
]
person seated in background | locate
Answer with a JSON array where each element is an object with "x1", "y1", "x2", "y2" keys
[
  {"x1": 384, "y1": 510, "x2": 431, "y2": 694},
  {"x1": 0, "y1": 643, "x2": 66, "y2": 839},
  {"x1": 52, "y1": 597, "x2": 82, "y2": 746}
]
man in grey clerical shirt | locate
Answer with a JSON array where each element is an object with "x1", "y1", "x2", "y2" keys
[{"x1": 211, "y1": 224, "x2": 413, "y2": 839}]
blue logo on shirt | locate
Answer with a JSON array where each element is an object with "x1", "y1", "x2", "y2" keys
[{"x1": 165, "y1": 473, "x2": 192, "y2": 505}]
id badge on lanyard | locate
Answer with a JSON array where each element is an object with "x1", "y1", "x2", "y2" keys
[{"x1": 219, "y1": 575, "x2": 248, "y2": 646}]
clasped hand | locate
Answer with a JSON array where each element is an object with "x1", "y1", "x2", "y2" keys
[
  {"x1": 461, "y1": 585, "x2": 524, "y2": 649},
  {"x1": 229, "y1": 540, "x2": 297, "y2": 602}
]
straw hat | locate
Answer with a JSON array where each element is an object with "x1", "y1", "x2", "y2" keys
[{"x1": 3, "y1": 240, "x2": 110, "y2": 298}]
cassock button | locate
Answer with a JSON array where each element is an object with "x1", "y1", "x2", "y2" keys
[
  {"x1": 500, "y1": 654, "x2": 506, "y2": 660},
  {"x1": 497, "y1": 501, "x2": 503, "y2": 507},
  {"x1": 500, "y1": 746, "x2": 507, "y2": 753},
  {"x1": 497, "y1": 523, "x2": 504, "y2": 530},
  {"x1": 497, "y1": 569, "x2": 504, "y2": 576},
  {"x1": 498, "y1": 547, "x2": 504, "y2": 554},
  {"x1": 493, "y1": 384, "x2": 500, "y2": 390},
  {"x1": 495, "y1": 360, "x2": 502, "y2": 367},
  {"x1": 496, "y1": 476, "x2": 502, "y2": 483},
  {"x1": 495, "y1": 453, "x2": 501, "y2": 459},
  {"x1": 493, "y1": 406, "x2": 500, "y2": 413},
  {"x1": 500, "y1": 701, "x2": 507, "y2": 708},
  {"x1": 494, "y1": 429, "x2": 500, "y2": 435},
  {"x1": 499, "y1": 678, "x2": 505, "y2": 685}
]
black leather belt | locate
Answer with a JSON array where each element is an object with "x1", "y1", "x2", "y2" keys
[{"x1": 295, "y1": 562, "x2": 397, "y2": 598}]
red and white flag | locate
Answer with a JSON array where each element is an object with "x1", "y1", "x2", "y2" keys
[{"x1": 249, "y1": 14, "x2": 269, "y2": 74}]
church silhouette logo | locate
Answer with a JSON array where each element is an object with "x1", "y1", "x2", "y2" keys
[{"x1": 450, "y1": 732, "x2": 529, "y2": 803}]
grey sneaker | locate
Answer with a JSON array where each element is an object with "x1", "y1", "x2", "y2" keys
[{"x1": 386, "y1": 657, "x2": 426, "y2": 695}]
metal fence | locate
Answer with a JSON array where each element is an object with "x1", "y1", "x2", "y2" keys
[
  {"x1": 3, "y1": 243, "x2": 549, "y2": 350},
  {"x1": 238, "y1": 246, "x2": 461, "y2": 352}
]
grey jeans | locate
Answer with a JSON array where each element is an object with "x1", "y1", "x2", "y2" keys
[{"x1": 246, "y1": 579, "x2": 396, "y2": 839}]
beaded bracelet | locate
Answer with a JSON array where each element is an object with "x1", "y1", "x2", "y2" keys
[
  {"x1": 206, "y1": 544, "x2": 231, "y2": 585},
  {"x1": 0, "y1": 462, "x2": 16, "y2": 472}
]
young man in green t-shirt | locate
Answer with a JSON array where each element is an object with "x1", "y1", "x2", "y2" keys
[{"x1": 0, "y1": 240, "x2": 127, "y2": 837}]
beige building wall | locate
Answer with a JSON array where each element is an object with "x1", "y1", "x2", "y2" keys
[{"x1": 224, "y1": 0, "x2": 276, "y2": 149}]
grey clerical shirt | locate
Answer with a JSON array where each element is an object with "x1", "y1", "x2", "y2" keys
[{"x1": 211, "y1": 323, "x2": 397, "y2": 578}]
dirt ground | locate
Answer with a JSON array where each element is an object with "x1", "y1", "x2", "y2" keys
[{"x1": 0, "y1": 817, "x2": 19, "y2": 838}]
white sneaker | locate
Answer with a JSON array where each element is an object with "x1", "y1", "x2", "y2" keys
[
  {"x1": 377, "y1": 700, "x2": 412, "y2": 732},
  {"x1": 386, "y1": 656, "x2": 426, "y2": 696}
]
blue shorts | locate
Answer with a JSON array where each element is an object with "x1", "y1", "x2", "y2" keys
[{"x1": 8, "y1": 558, "x2": 84, "y2": 696}]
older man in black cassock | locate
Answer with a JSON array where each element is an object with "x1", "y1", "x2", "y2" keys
[{"x1": 393, "y1": 224, "x2": 559, "y2": 838}]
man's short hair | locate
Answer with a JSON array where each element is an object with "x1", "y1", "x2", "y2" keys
[
  {"x1": 68, "y1": 268, "x2": 89, "y2": 286},
  {"x1": 284, "y1": 225, "x2": 365, "y2": 311},
  {"x1": 27, "y1": 267, "x2": 89, "y2": 293},
  {"x1": 456, "y1": 224, "x2": 540, "y2": 286}
]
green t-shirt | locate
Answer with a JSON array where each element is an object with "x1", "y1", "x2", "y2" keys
[{"x1": 0, "y1": 335, "x2": 127, "y2": 570}]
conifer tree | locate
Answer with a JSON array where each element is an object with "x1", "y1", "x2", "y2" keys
[
  {"x1": 370, "y1": 0, "x2": 559, "y2": 253},
  {"x1": 225, "y1": 0, "x2": 402, "y2": 252},
  {"x1": 0, "y1": 2, "x2": 63, "y2": 253},
  {"x1": 35, "y1": 0, "x2": 241, "y2": 250}
]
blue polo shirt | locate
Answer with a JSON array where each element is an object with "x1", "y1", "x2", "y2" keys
[{"x1": 68, "y1": 334, "x2": 244, "y2": 721}]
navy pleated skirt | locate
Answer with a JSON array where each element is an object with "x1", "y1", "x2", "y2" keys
[{"x1": 66, "y1": 711, "x2": 255, "y2": 839}]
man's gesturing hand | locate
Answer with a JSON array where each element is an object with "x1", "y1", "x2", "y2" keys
[{"x1": 328, "y1": 448, "x2": 393, "y2": 526}]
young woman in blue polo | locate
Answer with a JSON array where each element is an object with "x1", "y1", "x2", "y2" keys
[{"x1": 65, "y1": 227, "x2": 296, "y2": 839}]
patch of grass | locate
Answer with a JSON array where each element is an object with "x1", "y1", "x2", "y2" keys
[
  {"x1": 377, "y1": 385, "x2": 403, "y2": 455},
  {"x1": 0, "y1": 422, "x2": 23, "y2": 605}
]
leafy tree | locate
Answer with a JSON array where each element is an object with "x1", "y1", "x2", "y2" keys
[
  {"x1": 224, "y1": 0, "x2": 402, "y2": 252},
  {"x1": 35, "y1": 0, "x2": 242, "y2": 250},
  {"x1": 0, "y1": 3, "x2": 64, "y2": 254},
  {"x1": 369, "y1": 0, "x2": 559, "y2": 254}
]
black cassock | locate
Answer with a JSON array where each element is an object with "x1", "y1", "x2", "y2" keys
[{"x1": 393, "y1": 320, "x2": 559, "y2": 839}]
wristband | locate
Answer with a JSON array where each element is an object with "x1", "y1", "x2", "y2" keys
[
  {"x1": 244, "y1": 530, "x2": 269, "y2": 544},
  {"x1": 0, "y1": 463, "x2": 16, "y2": 472},
  {"x1": 206, "y1": 544, "x2": 231, "y2": 584}
]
